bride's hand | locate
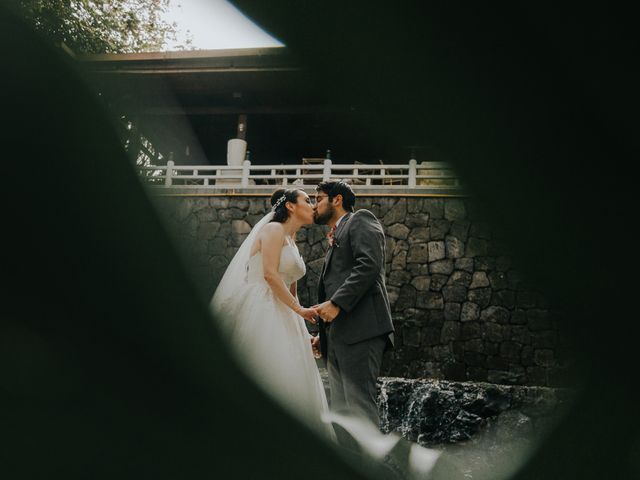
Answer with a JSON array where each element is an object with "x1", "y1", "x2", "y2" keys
[{"x1": 297, "y1": 307, "x2": 318, "y2": 323}]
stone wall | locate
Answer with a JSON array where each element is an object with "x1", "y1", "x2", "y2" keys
[{"x1": 153, "y1": 194, "x2": 572, "y2": 387}]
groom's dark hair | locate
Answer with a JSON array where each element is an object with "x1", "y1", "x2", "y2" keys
[{"x1": 316, "y1": 180, "x2": 356, "y2": 212}]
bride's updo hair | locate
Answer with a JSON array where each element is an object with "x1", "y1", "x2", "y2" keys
[{"x1": 270, "y1": 188, "x2": 301, "y2": 223}]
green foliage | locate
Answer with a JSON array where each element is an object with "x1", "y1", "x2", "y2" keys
[{"x1": 7, "y1": 0, "x2": 190, "y2": 53}]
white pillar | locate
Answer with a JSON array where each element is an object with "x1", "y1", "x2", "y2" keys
[
  {"x1": 323, "y1": 158, "x2": 332, "y2": 182},
  {"x1": 409, "y1": 158, "x2": 417, "y2": 187},
  {"x1": 241, "y1": 160, "x2": 251, "y2": 187},
  {"x1": 165, "y1": 160, "x2": 174, "y2": 186}
]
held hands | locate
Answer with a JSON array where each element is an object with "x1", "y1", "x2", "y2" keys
[
  {"x1": 313, "y1": 300, "x2": 341, "y2": 323},
  {"x1": 295, "y1": 305, "x2": 318, "y2": 323}
]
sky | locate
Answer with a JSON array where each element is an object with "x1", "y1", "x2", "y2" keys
[{"x1": 161, "y1": 0, "x2": 285, "y2": 51}]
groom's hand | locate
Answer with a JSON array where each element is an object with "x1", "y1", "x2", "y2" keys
[{"x1": 314, "y1": 300, "x2": 340, "y2": 322}]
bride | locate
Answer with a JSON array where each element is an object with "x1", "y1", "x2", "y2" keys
[{"x1": 211, "y1": 188, "x2": 334, "y2": 438}]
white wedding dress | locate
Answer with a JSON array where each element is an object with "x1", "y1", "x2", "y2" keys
[{"x1": 212, "y1": 219, "x2": 333, "y2": 439}]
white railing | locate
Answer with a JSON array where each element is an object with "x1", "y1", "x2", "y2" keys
[{"x1": 138, "y1": 159, "x2": 462, "y2": 191}]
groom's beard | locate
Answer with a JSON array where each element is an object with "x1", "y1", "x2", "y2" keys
[{"x1": 314, "y1": 202, "x2": 335, "y2": 225}]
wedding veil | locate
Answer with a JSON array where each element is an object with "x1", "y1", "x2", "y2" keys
[{"x1": 210, "y1": 211, "x2": 275, "y2": 323}]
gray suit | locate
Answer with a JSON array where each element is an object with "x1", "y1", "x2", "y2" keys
[{"x1": 317, "y1": 209, "x2": 394, "y2": 426}]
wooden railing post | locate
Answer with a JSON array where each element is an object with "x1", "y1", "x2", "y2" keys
[
  {"x1": 165, "y1": 159, "x2": 174, "y2": 186},
  {"x1": 241, "y1": 159, "x2": 251, "y2": 187}
]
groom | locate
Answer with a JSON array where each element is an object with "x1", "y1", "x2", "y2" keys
[{"x1": 312, "y1": 180, "x2": 394, "y2": 427}]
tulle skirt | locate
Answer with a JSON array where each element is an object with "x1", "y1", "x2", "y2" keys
[{"x1": 215, "y1": 280, "x2": 334, "y2": 440}]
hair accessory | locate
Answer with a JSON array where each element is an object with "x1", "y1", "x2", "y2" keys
[{"x1": 271, "y1": 194, "x2": 287, "y2": 211}]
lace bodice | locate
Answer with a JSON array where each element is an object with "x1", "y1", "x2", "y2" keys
[{"x1": 247, "y1": 244, "x2": 306, "y2": 285}]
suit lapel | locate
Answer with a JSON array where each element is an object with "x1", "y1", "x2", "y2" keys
[{"x1": 322, "y1": 212, "x2": 352, "y2": 278}]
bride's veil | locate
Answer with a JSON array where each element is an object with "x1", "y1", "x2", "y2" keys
[{"x1": 210, "y1": 211, "x2": 275, "y2": 323}]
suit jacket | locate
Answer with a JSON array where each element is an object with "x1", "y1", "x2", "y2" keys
[{"x1": 317, "y1": 209, "x2": 395, "y2": 359}]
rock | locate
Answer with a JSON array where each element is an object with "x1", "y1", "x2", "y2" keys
[
  {"x1": 427, "y1": 241, "x2": 446, "y2": 262},
  {"x1": 429, "y1": 259, "x2": 454, "y2": 275},
  {"x1": 391, "y1": 250, "x2": 408, "y2": 270},
  {"x1": 429, "y1": 274, "x2": 449, "y2": 291},
  {"x1": 199, "y1": 222, "x2": 221, "y2": 238},
  {"x1": 440, "y1": 320, "x2": 461, "y2": 342},
  {"x1": 245, "y1": 214, "x2": 263, "y2": 227},
  {"x1": 402, "y1": 326, "x2": 421, "y2": 347},
  {"x1": 395, "y1": 285, "x2": 417, "y2": 310},
  {"x1": 429, "y1": 219, "x2": 451, "y2": 240},
  {"x1": 423, "y1": 198, "x2": 444, "y2": 219},
  {"x1": 385, "y1": 237, "x2": 397, "y2": 257},
  {"x1": 387, "y1": 223, "x2": 410, "y2": 240},
  {"x1": 416, "y1": 292, "x2": 444, "y2": 309},
  {"x1": 422, "y1": 327, "x2": 441, "y2": 346},
  {"x1": 407, "y1": 244, "x2": 429, "y2": 263},
  {"x1": 491, "y1": 290, "x2": 516, "y2": 308},
  {"x1": 411, "y1": 276, "x2": 431, "y2": 291},
  {"x1": 296, "y1": 228, "x2": 308, "y2": 243},
  {"x1": 443, "y1": 285, "x2": 468, "y2": 302},
  {"x1": 474, "y1": 256, "x2": 496, "y2": 271},
  {"x1": 461, "y1": 302, "x2": 480, "y2": 321},
  {"x1": 470, "y1": 271, "x2": 490, "y2": 289},
  {"x1": 231, "y1": 220, "x2": 252, "y2": 234},
  {"x1": 209, "y1": 197, "x2": 230, "y2": 209},
  {"x1": 454, "y1": 257, "x2": 474, "y2": 272},
  {"x1": 408, "y1": 227, "x2": 430, "y2": 244},
  {"x1": 444, "y1": 198, "x2": 467, "y2": 221},
  {"x1": 445, "y1": 235, "x2": 465, "y2": 259},
  {"x1": 387, "y1": 286, "x2": 400, "y2": 306},
  {"x1": 405, "y1": 213, "x2": 430, "y2": 227},
  {"x1": 393, "y1": 240, "x2": 409, "y2": 255},
  {"x1": 444, "y1": 302, "x2": 461, "y2": 321},
  {"x1": 466, "y1": 237, "x2": 489, "y2": 257},
  {"x1": 407, "y1": 198, "x2": 424, "y2": 213},
  {"x1": 389, "y1": 270, "x2": 413, "y2": 287},
  {"x1": 209, "y1": 237, "x2": 228, "y2": 253},
  {"x1": 500, "y1": 341, "x2": 522, "y2": 360},
  {"x1": 481, "y1": 306, "x2": 510, "y2": 324},
  {"x1": 248, "y1": 198, "x2": 267, "y2": 214},
  {"x1": 383, "y1": 199, "x2": 407, "y2": 226},
  {"x1": 307, "y1": 258, "x2": 325, "y2": 275},
  {"x1": 175, "y1": 200, "x2": 194, "y2": 221},
  {"x1": 464, "y1": 339, "x2": 484, "y2": 353},
  {"x1": 483, "y1": 323, "x2": 506, "y2": 342},
  {"x1": 231, "y1": 199, "x2": 250, "y2": 211},
  {"x1": 447, "y1": 271, "x2": 473, "y2": 287},
  {"x1": 307, "y1": 226, "x2": 327, "y2": 245},
  {"x1": 461, "y1": 322, "x2": 481, "y2": 340},
  {"x1": 488, "y1": 271, "x2": 509, "y2": 290},
  {"x1": 449, "y1": 220, "x2": 471, "y2": 242}
]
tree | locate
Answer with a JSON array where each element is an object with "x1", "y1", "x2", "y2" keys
[{"x1": 7, "y1": 0, "x2": 191, "y2": 53}]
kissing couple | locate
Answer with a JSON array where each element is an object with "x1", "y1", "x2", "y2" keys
[{"x1": 212, "y1": 181, "x2": 423, "y2": 463}]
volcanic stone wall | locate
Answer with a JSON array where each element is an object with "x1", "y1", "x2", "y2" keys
[{"x1": 153, "y1": 195, "x2": 572, "y2": 387}]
